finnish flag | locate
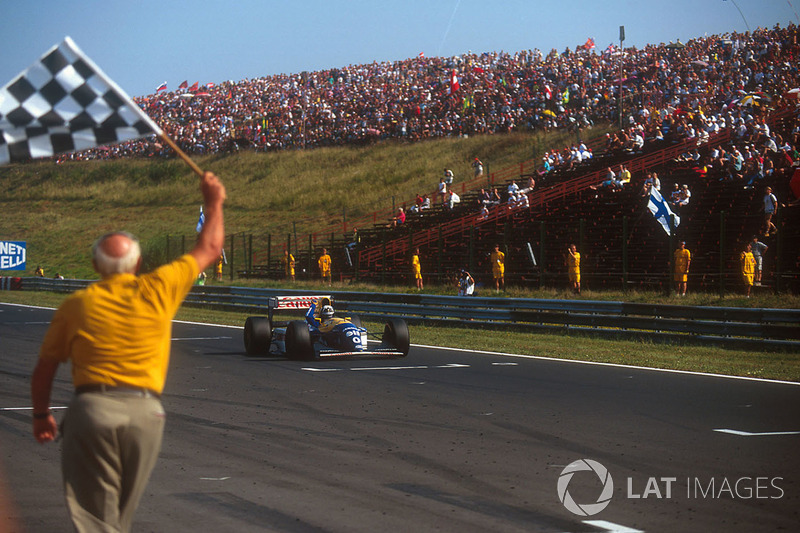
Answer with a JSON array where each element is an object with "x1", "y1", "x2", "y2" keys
[
  {"x1": 647, "y1": 187, "x2": 680, "y2": 235},
  {"x1": 195, "y1": 206, "x2": 205, "y2": 233}
]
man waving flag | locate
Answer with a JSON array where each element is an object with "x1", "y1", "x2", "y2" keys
[{"x1": 0, "y1": 37, "x2": 162, "y2": 166}]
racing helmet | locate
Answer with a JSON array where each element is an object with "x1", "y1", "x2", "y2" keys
[{"x1": 321, "y1": 305, "x2": 334, "y2": 319}]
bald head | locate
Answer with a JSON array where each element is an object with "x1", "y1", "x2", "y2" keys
[{"x1": 92, "y1": 232, "x2": 142, "y2": 277}]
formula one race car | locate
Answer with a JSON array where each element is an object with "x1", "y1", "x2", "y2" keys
[{"x1": 243, "y1": 295, "x2": 410, "y2": 360}]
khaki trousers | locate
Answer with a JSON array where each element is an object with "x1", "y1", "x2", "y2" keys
[{"x1": 61, "y1": 391, "x2": 165, "y2": 533}]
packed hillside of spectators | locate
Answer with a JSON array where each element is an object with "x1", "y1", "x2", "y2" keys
[{"x1": 55, "y1": 24, "x2": 799, "y2": 162}]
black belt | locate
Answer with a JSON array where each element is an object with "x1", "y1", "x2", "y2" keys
[{"x1": 75, "y1": 384, "x2": 160, "y2": 399}]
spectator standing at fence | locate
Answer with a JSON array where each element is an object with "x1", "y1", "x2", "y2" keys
[
  {"x1": 740, "y1": 242, "x2": 756, "y2": 298},
  {"x1": 750, "y1": 236, "x2": 768, "y2": 286},
  {"x1": 763, "y1": 186, "x2": 778, "y2": 236},
  {"x1": 318, "y1": 248, "x2": 332, "y2": 285},
  {"x1": 283, "y1": 250, "x2": 295, "y2": 282},
  {"x1": 35, "y1": 265, "x2": 45, "y2": 277},
  {"x1": 491, "y1": 244, "x2": 505, "y2": 292},
  {"x1": 567, "y1": 244, "x2": 581, "y2": 294},
  {"x1": 673, "y1": 241, "x2": 691, "y2": 296},
  {"x1": 473, "y1": 158, "x2": 484, "y2": 178},
  {"x1": 437, "y1": 178, "x2": 448, "y2": 205},
  {"x1": 444, "y1": 168, "x2": 454, "y2": 185},
  {"x1": 411, "y1": 248, "x2": 423, "y2": 290},
  {"x1": 30, "y1": 171, "x2": 226, "y2": 533}
]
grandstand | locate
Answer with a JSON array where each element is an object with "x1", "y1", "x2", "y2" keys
[
  {"x1": 235, "y1": 100, "x2": 798, "y2": 294},
  {"x1": 69, "y1": 23, "x2": 800, "y2": 293}
]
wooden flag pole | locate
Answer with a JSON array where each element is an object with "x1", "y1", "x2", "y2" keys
[{"x1": 158, "y1": 132, "x2": 204, "y2": 177}]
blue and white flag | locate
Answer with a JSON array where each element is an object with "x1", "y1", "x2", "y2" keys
[
  {"x1": 195, "y1": 206, "x2": 205, "y2": 232},
  {"x1": 647, "y1": 187, "x2": 680, "y2": 235}
]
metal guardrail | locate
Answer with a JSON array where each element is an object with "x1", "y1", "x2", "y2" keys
[{"x1": 16, "y1": 277, "x2": 800, "y2": 351}]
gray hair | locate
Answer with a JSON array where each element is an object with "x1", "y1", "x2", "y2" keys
[{"x1": 92, "y1": 232, "x2": 141, "y2": 276}]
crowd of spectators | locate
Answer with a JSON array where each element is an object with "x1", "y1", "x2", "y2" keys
[{"x1": 52, "y1": 24, "x2": 799, "y2": 163}]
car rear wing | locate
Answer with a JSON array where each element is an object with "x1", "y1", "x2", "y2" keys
[{"x1": 268, "y1": 295, "x2": 332, "y2": 321}]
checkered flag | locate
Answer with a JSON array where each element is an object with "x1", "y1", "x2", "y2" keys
[{"x1": 0, "y1": 37, "x2": 163, "y2": 165}]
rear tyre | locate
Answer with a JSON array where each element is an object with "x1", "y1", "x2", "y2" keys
[
  {"x1": 244, "y1": 317, "x2": 271, "y2": 356},
  {"x1": 382, "y1": 318, "x2": 410, "y2": 357},
  {"x1": 286, "y1": 320, "x2": 315, "y2": 361}
]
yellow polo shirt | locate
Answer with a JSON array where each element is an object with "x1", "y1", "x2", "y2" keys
[
  {"x1": 318, "y1": 254, "x2": 331, "y2": 274},
  {"x1": 38, "y1": 254, "x2": 199, "y2": 393}
]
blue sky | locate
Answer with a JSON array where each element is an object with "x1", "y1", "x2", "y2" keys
[{"x1": 2, "y1": 1, "x2": 797, "y2": 98}]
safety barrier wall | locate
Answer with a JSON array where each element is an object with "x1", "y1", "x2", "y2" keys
[{"x1": 19, "y1": 278, "x2": 800, "y2": 351}]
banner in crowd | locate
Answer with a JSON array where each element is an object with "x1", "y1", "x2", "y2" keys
[{"x1": 0, "y1": 241, "x2": 27, "y2": 270}]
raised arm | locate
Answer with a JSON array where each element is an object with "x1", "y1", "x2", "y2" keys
[{"x1": 190, "y1": 171, "x2": 227, "y2": 271}]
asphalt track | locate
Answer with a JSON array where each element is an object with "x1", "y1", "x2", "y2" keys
[{"x1": 1, "y1": 302, "x2": 798, "y2": 533}]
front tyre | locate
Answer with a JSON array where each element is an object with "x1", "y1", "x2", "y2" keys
[
  {"x1": 382, "y1": 318, "x2": 410, "y2": 357},
  {"x1": 244, "y1": 317, "x2": 271, "y2": 356},
  {"x1": 286, "y1": 320, "x2": 316, "y2": 361}
]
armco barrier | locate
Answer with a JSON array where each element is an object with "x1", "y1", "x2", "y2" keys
[
  {"x1": 0, "y1": 277, "x2": 22, "y2": 290},
  {"x1": 19, "y1": 278, "x2": 800, "y2": 350}
]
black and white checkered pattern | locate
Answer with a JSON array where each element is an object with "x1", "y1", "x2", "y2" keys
[{"x1": 0, "y1": 37, "x2": 162, "y2": 165}]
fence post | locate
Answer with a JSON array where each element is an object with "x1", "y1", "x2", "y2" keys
[
  {"x1": 308, "y1": 234, "x2": 313, "y2": 280},
  {"x1": 622, "y1": 216, "x2": 629, "y2": 292},
  {"x1": 436, "y1": 224, "x2": 442, "y2": 283},
  {"x1": 539, "y1": 221, "x2": 546, "y2": 289},
  {"x1": 668, "y1": 216, "x2": 675, "y2": 297},
  {"x1": 229, "y1": 234, "x2": 234, "y2": 281},
  {"x1": 381, "y1": 227, "x2": 387, "y2": 285},
  {"x1": 267, "y1": 234, "x2": 272, "y2": 277},
  {"x1": 355, "y1": 244, "x2": 360, "y2": 283},
  {"x1": 286, "y1": 234, "x2": 291, "y2": 279},
  {"x1": 579, "y1": 218, "x2": 586, "y2": 287},
  {"x1": 719, "y1": 211, "x2": 726, "y2": 297},
  {"x1": 775, "y1": 209, "x2": 783, "y2": 293},
  {"x1": 469, "y1": 226, "x2": 475, "y2": 274}
]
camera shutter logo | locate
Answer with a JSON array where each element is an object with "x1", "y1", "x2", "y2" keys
[{"x1": 557, "y1": 459, "x2": 614, "y2": 516}]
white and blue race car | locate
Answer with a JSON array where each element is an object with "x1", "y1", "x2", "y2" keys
[{"x1": 243, "y1": 295, "x2": 410, "y2": 360}]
